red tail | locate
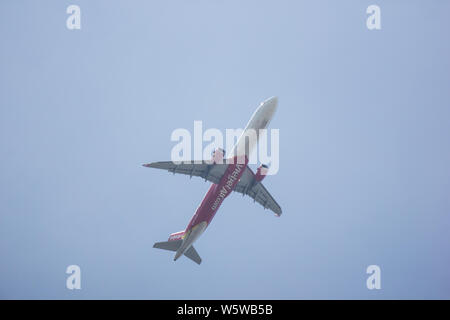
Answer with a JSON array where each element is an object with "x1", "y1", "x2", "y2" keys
[{"x1": 168, "y1": 230, "x2": 185, "y2": 241}]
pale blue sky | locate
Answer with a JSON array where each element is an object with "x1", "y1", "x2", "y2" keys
[{"x1": 1, "y1": 0, "x2": 449, "y2": 299}]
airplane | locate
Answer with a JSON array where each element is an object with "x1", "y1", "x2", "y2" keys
[{"x1": 143, "y1": 97, "x2": 282, "y2": 264}]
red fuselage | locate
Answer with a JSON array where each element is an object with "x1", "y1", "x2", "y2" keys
[
  {"x1": 185, "y1": 156, "x2": 249, "y2": 232},
  {"x1": 164, "y1": 96, "x2": 279, "y2": 262}
]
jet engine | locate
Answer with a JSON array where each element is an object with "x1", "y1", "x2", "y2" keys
[
  {"x1": 211, "y1": 148, "x2": 225, "y2": 164},
  {"x1": 255, "y1": 164, "x2": 269, "y2": 182}
]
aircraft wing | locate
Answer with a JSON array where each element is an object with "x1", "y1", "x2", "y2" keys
[
  {"x1": 233, "y1": 166, "x2": 282, "y2": 216},
  {"x1": 143, "y1": 161, "x2": 228, "y2": 184}
]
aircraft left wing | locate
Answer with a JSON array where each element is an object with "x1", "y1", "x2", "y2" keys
[
  {"x1": 143, "y1": 161, "x2": 228, "y2": 184},
  {"x1": 233, "y1": 166, "x2": 282, "y2": 216}
]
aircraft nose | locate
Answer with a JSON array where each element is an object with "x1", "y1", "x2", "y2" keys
[
  {"x1": 261, "y1": 96, "x2": 278, "y2": 117},
  {"x1": 265, "y1": 96, "x2": 278, "y2": 105}
]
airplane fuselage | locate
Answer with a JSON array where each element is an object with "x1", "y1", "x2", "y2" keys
[{"x1": 174, "y1": 97, "x2": 278, "y2": 261}]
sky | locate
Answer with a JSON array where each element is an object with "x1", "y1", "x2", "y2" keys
[{"x1": 1, "y1": 0, "x2": 449, "y2": 299}]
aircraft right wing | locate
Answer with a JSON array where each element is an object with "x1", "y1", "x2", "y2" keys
[
  {"x1": 233, "y1": 166, "x2": 282, "y2": 216},
  {"x1": 143, "y1": 161, "x2": 229, "y2": 184}
]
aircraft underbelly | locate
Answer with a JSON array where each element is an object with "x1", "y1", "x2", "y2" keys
[
  {"x1": 174, "y1": 221, "x2": 207, "y2": 260},
  {"x1": 186, "y1": 158, "x2": 248, "y2": 231}
]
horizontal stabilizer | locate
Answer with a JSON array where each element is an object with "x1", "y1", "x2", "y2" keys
[
  {"x1": 184, "y1": 246, "x2": 202, "y2": 265},
  {"x1": 153, "y1": 239, "x2": 182, "y2": 252}
]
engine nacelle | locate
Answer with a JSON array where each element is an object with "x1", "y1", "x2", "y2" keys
[
  {"x1": 211, "y1": 148, "x2": 225, "y2": 164},
  {"x1": 255, "y1": 164, "x2": 269, "y2": 182}
]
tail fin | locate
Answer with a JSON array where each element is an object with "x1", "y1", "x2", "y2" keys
[
  {"x1": 153, "y1": 231, "x2": 202, "y2": 265},
  {"x1": 168, "y1": 230, "x2": 185, "y2": 241},
  {"x1": 152, "y1": 230, "x2": 185, "y2": 251},
  {"x1": 153, "y1": 230, "x2": 185, "y2": 252}
]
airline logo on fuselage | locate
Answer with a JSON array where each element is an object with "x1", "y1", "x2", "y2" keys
[
  {"x1": 211, "y1": 163, "x2": 244, "y2": 211},
  {"x1": 169, "y1": 232, "x2": 185, "y2": 241}
]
